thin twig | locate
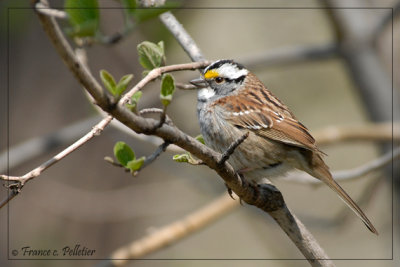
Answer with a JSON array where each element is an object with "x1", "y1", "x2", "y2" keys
[
  {"x1": 159, "y1": 12, "x2": 205, "y2": 62},
  {"x1": 35, "y1": 0, "x2": 111, "y2": 108},
  {"x1": 35, "y1": 2, "x2": 68, "y2": 19},
  {"x1": 283, "y1": 146, "x2": 400, "y2": 184},
  {"x1": 141, "y1": 142, "x2": 170, "y2": 169},
  {"x1": 0, "y1": 116, "x2": 113, "y2": 187},
  {"x1": 139, "y1": 108, "x2": 164, "y2": 116},
  {"x1": 119, "y1": 61, "x2": 210, "y2": 106},
  {"x1": 104, "y1": 157, "x2": 125, "y2": 168},
  {"x1": 334, "y1": 147, "x2": 399, "y2": 181},
  {"x1": 139, "y1": 108, "x2": 173, "y2": 126},
  {"x1": 0, "y1": 115, "x2": 101, "y2": 173},
  {"x1": 110, "y1": 118, "x2": 185, "y2": 152},
  {"x1": 0, "y1": 189, "x2": 19, "y2": 210},
  {"x1": 218, "y1": 132, "x2": 249, "y2": 165},
  {"x1": 105, "y1": 141, "x2": 170, "y2": 176},
  {"x1": 154, "y1": 107, "x2": 167, "y2": 130}
]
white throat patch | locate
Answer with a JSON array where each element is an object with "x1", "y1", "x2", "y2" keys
[{"x1": 198, "y1": 87, "x2": 215, "y2": 100}]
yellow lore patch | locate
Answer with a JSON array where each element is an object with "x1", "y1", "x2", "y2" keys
[{"x1": 204, "y1": 70, "x2": 219, "y2": 79}]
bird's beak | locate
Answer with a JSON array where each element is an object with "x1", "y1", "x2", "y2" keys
[{"x1": 190, "y1": 77, "x2": 208, "y2": 89}]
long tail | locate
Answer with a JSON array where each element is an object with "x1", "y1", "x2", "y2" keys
[
  {"x1": 311, "y1": 155, "x2": 378, "y2": 235},
  {"x1": 324, "y1": 177, "x2": 378, "y2": 235}
]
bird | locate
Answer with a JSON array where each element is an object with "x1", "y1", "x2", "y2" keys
[{"x1": 190, "y1": 59, "x2": 378, "y2": 235}]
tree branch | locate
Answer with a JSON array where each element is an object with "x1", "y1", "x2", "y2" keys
[
  {"x1": 35, "y1": 2, "x2": 68, "y2": 19},
  {"x1": 0, "y1": 115, "x2": 102, "y2": 173},
  {"x1": 0, "y1": 116, "x2": 113, "y2": 206},
  {"x1": 97, "y1": 193, "x2": 239, "y2": 267},
  {"x1": 239, "y1": 43, "x2": 339, "y2": 70},
  {"x1": 314, "y1": 123, "x2": 399, "y2": 145},
  {"x1": 1, "y1": 116, "x2": 112, "y2": 186},
  {"x1": 0, "y1": 189, "x2": 19, "y2": 210},
  {"x1": 119, "y1": 61, "x2": 210, "y2": 107},
  {"x1": 283, "y1": 146, "x2": 400, "y2": 184},
  {"x1": 326, "y1": 0, "x2": 400, "y2": 122},
  {"x1": 159, "y1": 12, "x2": 205, "y2": 62},
  {"x1": 218, "y1": 132, "x2": 249, "y2": 165},
  {"x1": 34, "y1": 0, "x2": 111, "y2": 108},
  {"x1": 2, "y1": 121, "x2": 396, "y2": 174},
  {"x1": 141, "y1": 142, "x2": 170, "y2": 169}
]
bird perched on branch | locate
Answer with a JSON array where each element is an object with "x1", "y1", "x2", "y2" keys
[{"x1": 191, "y1": 59, "x2": 378, "y2": 235}]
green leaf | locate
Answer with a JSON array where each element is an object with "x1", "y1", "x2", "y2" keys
[
  {"x1": 100, "y1": 70, "x2": 117, "y2": 95},
  {"x1": 173, "y1": 154, "x2": 190, "y2": 163},
  {"x1": 126, "y1": 156, "x2": 145, "y2": 171},
  {"x1": 137, "y1": 41, "x2": 166, "y2": 70},
  {"x1": 126, "y1": 91, "x2": 142, "y2": 112},
  {"x1": 173, "y1": 153, "x2": 202, "y2": 165},
  {"x1": 160, "y1": 74, "x2": 174, "y2": 96},
  {"x1": 64, "y1": 0, "x2": 99, "y2": 37},
  {"x1": 115, "y1": 74, "x2": 134, "y2": 97},
  {"x1": 195, "y1": 135, "x2": 205, "y2": 145},
  {"x1": 160, "y1": 74, "x2": 175, "y2": 107},
  {"x1": 113, "y1": 141, "x2": 135, "y2": 166}
]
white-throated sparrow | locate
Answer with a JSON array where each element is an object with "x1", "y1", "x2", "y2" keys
[{"x1": 191, "y1": 59, "x2": 378, "y2": 235}]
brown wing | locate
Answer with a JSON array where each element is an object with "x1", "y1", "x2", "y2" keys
[{"x1": 216, "y1": 94, "x2": 317, "y2": 152}]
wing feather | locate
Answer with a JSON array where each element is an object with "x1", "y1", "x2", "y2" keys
[{"x1": 219, "y1": 95, "x2": 318, "y2": 152}]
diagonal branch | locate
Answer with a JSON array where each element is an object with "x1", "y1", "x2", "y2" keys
[
  {"x1": 97, "y1": 193, "x2": 239, "y2": 267},
  {"x1": 0, "y1": 115, "x2": 102, "y2": 173},
  {"x1": 159, "y1": 12, "x2": 205, "y2": 62},
  {"x1": 0, "y1": 189, "x2": 19, "y2": 210},
  {"x1": 35, "y1": 2, "x2": 68, "y2": 19},
  {"x1": 141, "y1": 142, "x2": 170, "y2": 169},
  {"x1": 119, "y1": 61, "x2": 210, "y2": 107},
  {"x1": 34, "y1": 0, "x2": 111, "y2": 108},
  {"x1": 283, "y1": 146, "x2": 400, "y2": 184},
  {"x1": 0, "y1": 116, "x2": 113, "y2": 206},
  {"x1": 218, "y1": 132, "x2": 249, "y2": 166}
]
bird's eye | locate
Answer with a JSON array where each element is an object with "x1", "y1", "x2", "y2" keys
[{"x1": 215, "y1": 77, "x2": 224, "y2": 84}]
